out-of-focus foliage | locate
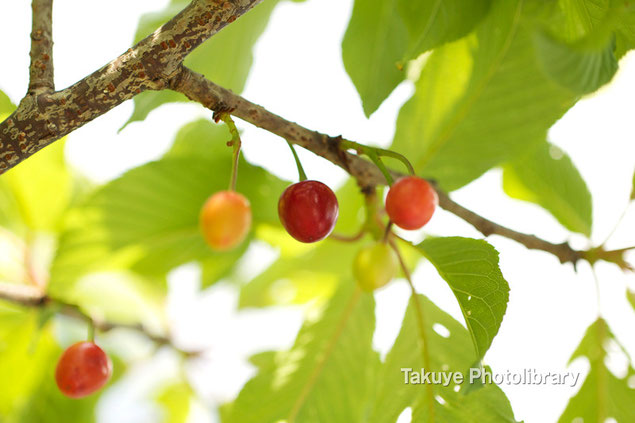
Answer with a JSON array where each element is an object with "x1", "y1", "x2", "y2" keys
[
  {"x1": 122, "y1": 0, "x2": 296, "y2": 128},
  {"x1": 1, "y1": 0, "x2": 635, "y2": 420},
  {"x1": 558, "y1": 319, "x2": 635, "y2": 422},
  {"x1": 503, "y1": 141, "x2": 592, "y2": 236}
]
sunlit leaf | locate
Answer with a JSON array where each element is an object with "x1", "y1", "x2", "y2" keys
[
  {"x1": 558, "y1": 318, "x2": 635, "y2": 422},
  {"x1": 416, "y1": 237, "x2": 509, "y2": 360},
  {"x1": 503, "y1": 141, "x2": 592, "y2": 236},
  {"x1": 533, "y1": 29, "x2": 617, "y2": 94},
  {"x1": 397, "y1": 0, "x2": 491, "y2": 59},
  {"x1": 50, "y1": 119, "x2": 287, "y2": 293},
  {"x1": 0, "y1": 140, "x2": 73, "y2": 233},
  {"x1": 392, "y1": 0, "x2": 576, "y2": 190},
  {"x1": 226, "y1": 282, "x2": 379, "y2": 423},
  {"x1": 341, "y1": 0, "x2": 408, "y2": 116},
  {"x1": 156, "y1": 382, "x2": 193, "y2": 423},
  {"x1": 368, "y1": 295, "x2": 517, "y2": 422},
  {"x1": 123, "y1": 0, "x2": 282, "y2": 128}
]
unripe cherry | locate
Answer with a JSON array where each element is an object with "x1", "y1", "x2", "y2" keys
[
  {"x1": 354, "y1": 242, "x2": 399, "y2": 291},
  {"x1": 385, "y1": 176, "x2": 438, "y2": 230},
  {"x1": 55, "y1": 341, "x2": 112, "y2": 399},
  {"x1": 200, "y1": 190, "x2": 252, "y2": 251},
  {"x1": 278, "y1": 180, "x2": 339, "y2": 243}
]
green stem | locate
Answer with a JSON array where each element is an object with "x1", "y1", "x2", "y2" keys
[
  {"x1": 368, "y1": 151, "x2": 394, "y2": 185},
  {"x1": 221, "y1": 113, "x2": 242, "y2": 191},
  {"x1": 88, "y1": 320, "x2": 95, "y2": 343},
  {"x1": 340, "y1": 139, "x2": 415, "y2": 179},
  {"x1": 286, "y1": 140, "x2": 308, "y2": 181}
]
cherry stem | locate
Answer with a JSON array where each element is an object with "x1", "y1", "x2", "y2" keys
[
  {"x1": 362, "y1": 187, "x2": 386, "y2": 240},
  {"x1": 88, "y1": 320, "x2": 95, "y2": 343},
  {"x1": 339, "y1": 139, "x2": 415, "y2": 183},
  {"x1": 286, "y1": 140, "x2": 308, "y2": 181},
  {"x1": 383, "y1": 221, "x2": 393, "y2": 243},
  {"x1": 329, "y1": 229, "x2": 366, "y2": 242},
  {"x1": 221, "y1": 113, "x2": 242, "y2": 191}
]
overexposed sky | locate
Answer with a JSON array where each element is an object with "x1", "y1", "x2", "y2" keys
[{"x1": 1, "y1": 1, "x2": 635, "y2": 422}]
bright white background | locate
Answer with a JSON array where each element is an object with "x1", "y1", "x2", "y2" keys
[{"x1": 1, "y1": 1, "x2": 634, "y2": 422}]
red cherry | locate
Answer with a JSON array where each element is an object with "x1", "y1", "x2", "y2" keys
[
  {"x1": 199, "y1": 190, "x2": 252, "y2": 251},
  {"x1": 278, "y1": 180, "x2": 339, "y2": 243},
  {"x1": 55, "y1": 341, "x2": 112, "y2": 399},
  {"x1": 385, "y1": 176, "x2": 438, "y2": 230}
]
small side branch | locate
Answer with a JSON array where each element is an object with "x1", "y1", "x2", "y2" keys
[
  {"x1": 28, "y1": 0, "x2": 55, "y2": 94},
  {"x1": 172, "y1": 68, "x2": 590, "y2": 266},
  {"x1": 0, "y1": 282, "x2": 185, "y2": 353}
]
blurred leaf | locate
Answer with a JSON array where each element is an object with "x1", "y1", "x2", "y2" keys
[
  {"x1": 123, "y1": 0, "x2": 281, "y2": 128},
  {"x1": 533, "y1": 29, "x2": 617, "y2": 94},
  {"x1": 341, "y1": 0, "x2": 408, "y2": 116},
  {"x1": 368, "y1": 295, "x2": 517, "y2": 422},
  {"x1": 392, "y1": 0, "x2": 577, "y2": 191},
  {"x1": 416, "y1": 237, "x2": 509, "y2": 361},
  {"x1": 0, "y1": 307, "x2": 52, "y2": 419},
  {"x1": 398, "y1": 0, "x2": 492, "y2": 59},
  {"x1": 0, "y1": 140, "x2": 73, "y2": 233},
  {"x1": 63, "y1": 271, "x2": 166, "y2": 330},
  {"x1": 50, "y1": 119, "x2": 287, "y2": 292},
  {"x1": 503, "y1": 141, "x2": 592, "y2": 236},
  {"x1": 225, "y1": 282, "x2": 380, "y2": 423},
  {"x1": 546, "y1": 0, "x2": 635, "y2": 59},
  {"x1": 631, "y1": 168, "x2": 635, "y2": 200},
  {"x1": 627, "y1": 289, "x2": 635, "y2": 311},
  {"x1": 156, "y1": 383, "x2": 193, "y2": 423},
  {"x1": 0, "y1": 89, "x2": 14, "y2": 114},
  {"x1": 558, "y1": 318, "x2": 635, "y2": 422}
]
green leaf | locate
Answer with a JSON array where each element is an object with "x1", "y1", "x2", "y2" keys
[
  {"x1": 50, "y1": 119, "x2": 287, "y2": 292},
  {"x1": 533, "y1": 29, "x2": 617, "y2": 94},
  {"x1": 416, "y1": 237, "x2": 509, "y2": 360},
  {"x1": 156, "y1": 383, "x2": 192, "y2": 423},
  {"x1": 503, "y1": 141, "x2": 592, "y2": 236},
  {"x1": 0, "y1": 140, "x2": 73, "y2": 232},
  {"x1": 397, "y1": 0, "x2": 492, "y2": 59},
  {"x1": 628, "y1": 289, "x2": 635, "y2": 311},
  {"x1": 341, "y1": 0, "x2": 408, "y2": 116},
  {"x1": 0, "y1": 89, "x2": 14, "y2": 114},
  {"x1": 392, "y1": 0, "x2": 577, "y2": 191},
  {"x1": 225, "y1": 282, "x2": 379, "y2": 423},
  {"x1": 122, "y1": 0, "x2": 281, "y2": 128},
  {"x1": 368, "y1": 295, "x2": 517, "y2": 422},
  {"x1": 341, "y1": 0, "x2": 491, "y2": 117},
  {"x1": 558, "y1": 318, "x2": 635, "y2": 423},
  {"x1": 631, "y1": 168, "x2": 635, "y2": 200}
]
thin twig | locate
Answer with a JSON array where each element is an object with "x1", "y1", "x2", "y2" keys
[
  {"x1": 0, "y1": 281, "x2": 192, "y2": 355},
  {"x1": 173, "y1": 69, "x2": 593, "y2": 267},
  {"x1": 28, "y1": 0, "x2": 54, "y2": 94}
]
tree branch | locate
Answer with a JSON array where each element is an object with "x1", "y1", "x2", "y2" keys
[
  {"x1": 171, "y1": 67, "x2": 591, "y2": 265},
  {"x1": 28, "y1": 0, "x2": 54, "y2": 94},
  {"x1": 0, "y1": 281, "x2": 187, "y2": 352},
  {"x1": 1, "y1": 2, "x2": 629, "y2": 271},
  {"x1": 0, "y1": 0, "x2": 262, "y2": 173}
]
